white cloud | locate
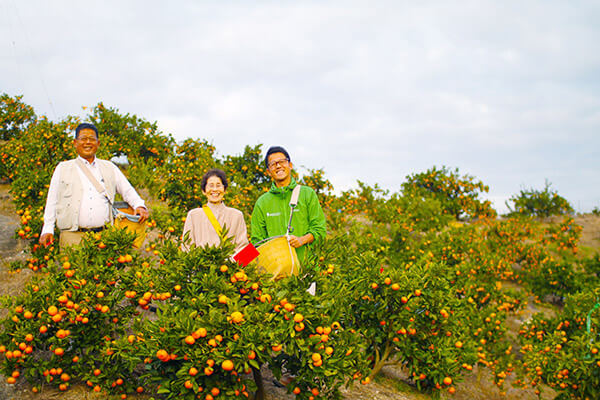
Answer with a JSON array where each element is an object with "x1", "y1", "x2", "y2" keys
[{"x1": 1, "y1": 0, "x2": 599, "y2": 213}]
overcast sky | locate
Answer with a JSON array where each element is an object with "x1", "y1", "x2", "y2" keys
[{"x1": 1, "y1": 1, "x2": 599, "y2": 213}]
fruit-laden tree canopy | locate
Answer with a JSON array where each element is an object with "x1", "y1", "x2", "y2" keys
[{"x1": 401, "y1": 166, "x2": 496, "y2": 220}]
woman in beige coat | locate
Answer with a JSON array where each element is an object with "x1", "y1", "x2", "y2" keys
[{"x1": 182, "y1": 169, "x2": 248, "y2": 253}]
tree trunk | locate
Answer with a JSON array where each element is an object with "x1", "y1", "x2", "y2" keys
[{"x1": 253, "y1": 367, "x2": 265, "y2": 400}]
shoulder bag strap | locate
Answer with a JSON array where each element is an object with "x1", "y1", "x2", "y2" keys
[
  {"x1": 286, "y1": 185, "x2": 303, "y2": 275},
  {"x1": 75, "y1": 158, "x2": 113, "y2": 206},
  {"x1": 75, "y1": 159, "x2": 141, "y2": 223},
  {"x1": 289, "y1": 184, "x2": 301, "y2": 207},
  {"x1": 75, "y1": 158, "x2": 118, "y2": 216},
  {"x1": 286, "y1": 185, "x2": 301, "y2": 235},
  {"x1": 202, "y1": 205, "x2": 222, "y2": 236}
]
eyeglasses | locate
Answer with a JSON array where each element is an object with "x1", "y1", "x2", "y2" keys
[
  {"x1": 268, "y1": 158, "x2": 289, "y2": 169},
  {"x1": 76, "y1": 136, "x2": 98, "y2": 143}
]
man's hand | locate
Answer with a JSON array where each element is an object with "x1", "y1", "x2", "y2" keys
[
  {"x1": 135, "y1": 206, "x2": 149, "y2": 223},
  {"x1": 287, "y1": 233, "x2": 314, "y2": 248},
  {"x1": 39, "y1": 233, "x2": 54, "y2": 247},
  {"x1": 287, "y1": 235, "x2": 304, "y2": 248}
]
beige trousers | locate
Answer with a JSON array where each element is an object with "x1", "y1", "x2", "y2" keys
[{"x1": 59, "y1": 231, "x2": 86, "y2": 249}]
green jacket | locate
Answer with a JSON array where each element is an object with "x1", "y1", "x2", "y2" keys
[{"x1": 250, "y1": 177, "x2": 326, "y2": 263}]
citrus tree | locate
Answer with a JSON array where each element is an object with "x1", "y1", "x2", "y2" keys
[
  {"x1": 517, "y1": 289, "x2": 600, "y2": 399},
  {"x1": 0, "y1": 93, "x2": 36, "y2": 142},
  {"x1": 122, "y1": 234, "x2": 367, "y2": 400},
  {"x1": 402, "y1": 166, "x2": 496, "y2": 220},
  {"x1": 0, "y1": 227, "x2": 153, "y2": 395},
  {"x1": 219, "y1": 144, "x2": 270, "y2": 222},
  {"x1": 506, "y1": 181, "x2": 573, "y2": 218}
]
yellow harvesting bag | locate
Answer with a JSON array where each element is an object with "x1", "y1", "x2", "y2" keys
[
  {"x1": 113, "y1": 203, "x2": 146, "y2": 249},
  {"x1": 252, "y1": 236, "x2": 301, "y2": 280}
]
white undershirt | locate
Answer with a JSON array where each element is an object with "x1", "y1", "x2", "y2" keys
[{"x1": 76, "y1": 158, "x2": 112, "y2": 229}]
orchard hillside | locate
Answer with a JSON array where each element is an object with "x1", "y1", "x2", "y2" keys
[{"x1": 0, "y1": 93, "x2": 598, "y2": 400}]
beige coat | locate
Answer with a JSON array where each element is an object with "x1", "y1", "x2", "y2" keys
[{"x1": 182, "y1": 202, "x2": 249, "y2": 254}]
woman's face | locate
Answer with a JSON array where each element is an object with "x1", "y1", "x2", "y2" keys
[{"x1": 203, "y1": 175, "x2": 225, "y2": 204}]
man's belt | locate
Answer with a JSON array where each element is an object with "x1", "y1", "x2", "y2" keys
[{"x1": 77, "y1": 227, "x2": 104, "y2": 233}]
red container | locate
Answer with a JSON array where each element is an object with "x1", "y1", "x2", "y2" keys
[{"x1": 233, "y1": 242, "x2": 260, "y2": 266}]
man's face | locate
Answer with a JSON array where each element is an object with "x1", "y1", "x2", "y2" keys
[
  {"x1": 267, "y1": 152, "x2": 292, "y2": 185},
  {"x1": 73, "y1": 128, "x2": 99, "y2": 160}
]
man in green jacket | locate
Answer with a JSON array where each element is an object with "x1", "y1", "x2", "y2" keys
[{"x1": 250, "y1": 146, "x2": 326, "y2": 264}]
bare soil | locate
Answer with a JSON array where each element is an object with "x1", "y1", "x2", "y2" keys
[{"x1": 0, "y1": 183, "x2": 598, "y2": 400}]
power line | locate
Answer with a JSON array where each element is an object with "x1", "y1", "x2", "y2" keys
[
  {"x1": 1, "y1": 0, "x2": 26, "y2": 92},
  {"x1": 8, "y1": 0, "x2": 58, "y2": 119}
]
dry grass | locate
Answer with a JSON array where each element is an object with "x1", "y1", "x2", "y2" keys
[
  {"x1": 0, "y1": 184, "x2": 15, "y2": 215},
  {"x1": 576, "y1": 213, "x2": 600, "y2": 258},
  {"x1": 0, "y1": 380, "x2": 158, "y2": 400},
  {"x1": 0, "y1": 381, "x2": 101, "y2": 400},
  {"x1": 447, "y1": 366, "x2": 556, "y2": 400}
]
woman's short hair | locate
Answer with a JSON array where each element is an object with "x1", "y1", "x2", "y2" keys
[{"x1": 201, "y1": 168, "x2": 228, "y2": 191}]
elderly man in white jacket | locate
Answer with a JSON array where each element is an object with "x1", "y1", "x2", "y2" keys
[{"x1": 39, "y1": 123, "x2": 149, "y2": 248}]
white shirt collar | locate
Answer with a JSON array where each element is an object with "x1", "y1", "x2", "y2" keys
[{"x1": 77, "y1": 155, "x2": 97, "y2": 166}]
